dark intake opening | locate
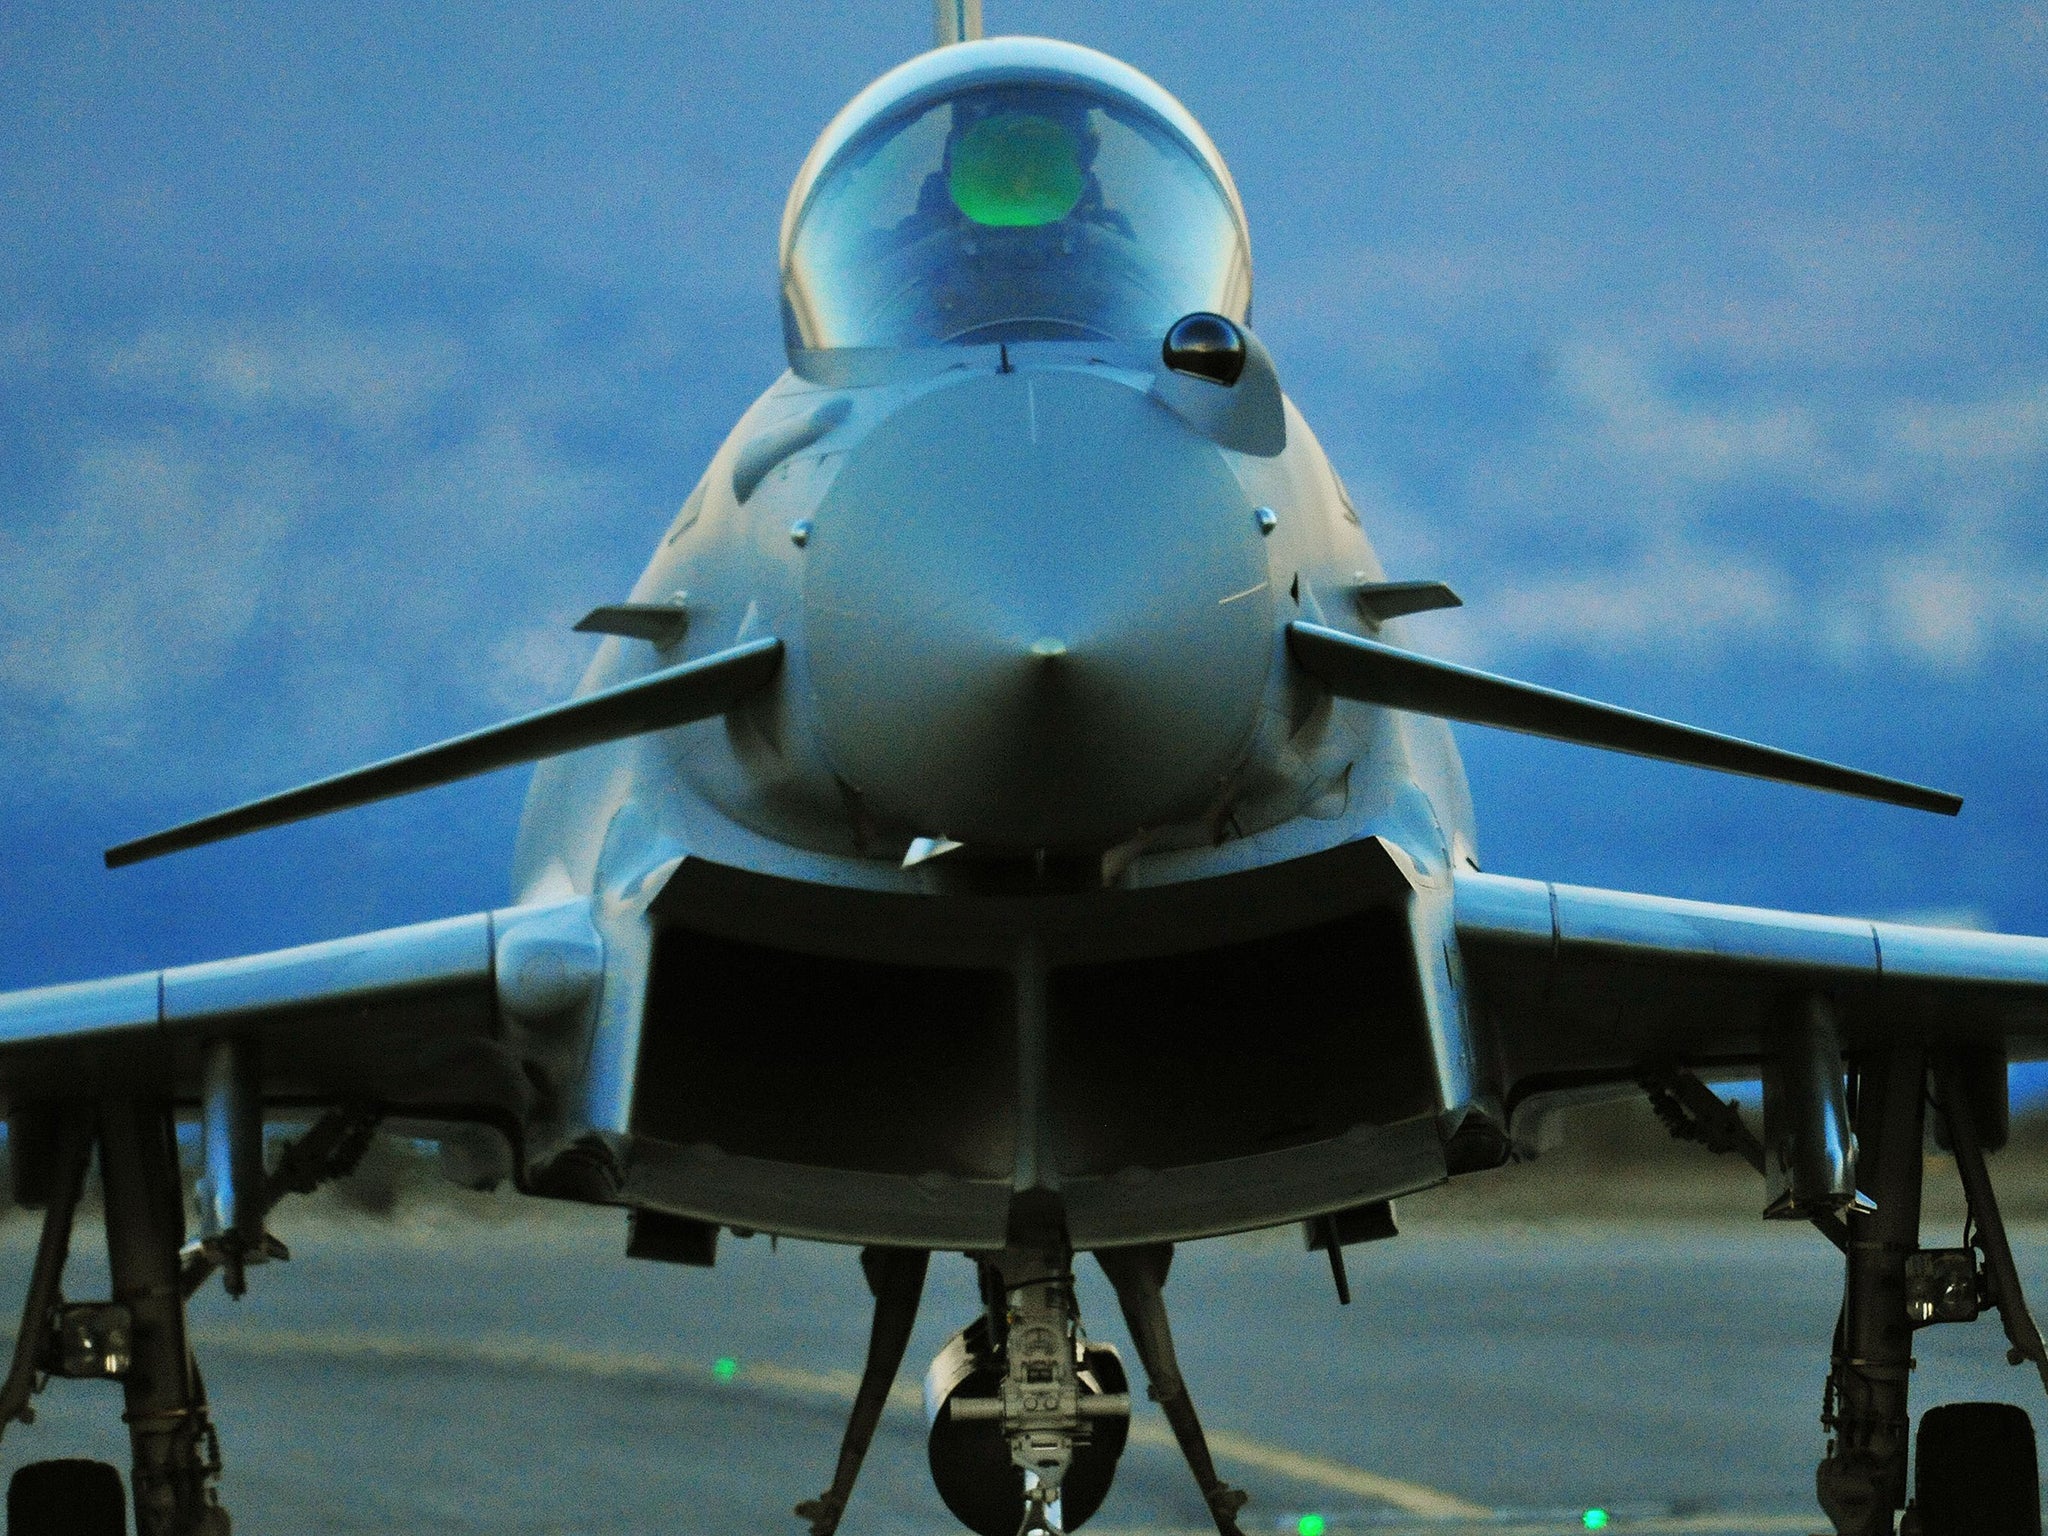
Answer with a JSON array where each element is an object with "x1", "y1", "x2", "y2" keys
[
  {"x1": 634, "y1": 928, "x2": 1017, "y2": 1180},
  {"x1": 1046, "y1": 907, "x2": 1438, "y2": 1176}
]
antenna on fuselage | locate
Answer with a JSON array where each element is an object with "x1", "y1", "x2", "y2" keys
[{"x1": 934, "y1": 0, "x2": 982, "y2": 45}]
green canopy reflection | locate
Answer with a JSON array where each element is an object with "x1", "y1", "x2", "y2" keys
[{"x1": 947, "y1": 112, "x2": 1084, "y2": 227}]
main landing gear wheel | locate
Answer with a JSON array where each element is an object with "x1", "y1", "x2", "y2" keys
[
  {"x1": 8, "y1": 1458, "x2": 126, "y2": 1536},
  {"x1": 1909, "y1": 1402, "x2": 2041, "y2": 1536}
]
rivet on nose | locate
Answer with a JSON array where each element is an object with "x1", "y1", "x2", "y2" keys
[
  {"x1": 1255, "y1": 506, "x2": 1277, "y2": 536},
  {"x1": 791, "y1": 519, "x2": 814, "y2": 547}
]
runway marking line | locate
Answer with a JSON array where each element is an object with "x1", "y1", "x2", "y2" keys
[{"x1": 188, "y1": 1328, "x2": 1814, "y2": 1532}]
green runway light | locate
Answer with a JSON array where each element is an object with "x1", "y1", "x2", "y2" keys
[
  {"x1": 1582, "y1": 1510, "x2": 1610, "y2": 1531},
  {"x1": 712, "y1": 1356, "x2": 739, "y2": 1382},
  {"x1": 1296, "y1": 1515, "x2": 1328, "y2": 1536}
]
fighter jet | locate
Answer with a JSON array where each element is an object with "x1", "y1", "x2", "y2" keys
[{"x1": 1, "y1": 6, "x2": 2042, "y2": 1536}]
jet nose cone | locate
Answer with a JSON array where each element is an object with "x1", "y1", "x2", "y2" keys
[{"x1": 803, "y1": 368, "x2": 1274, "y2": 851}]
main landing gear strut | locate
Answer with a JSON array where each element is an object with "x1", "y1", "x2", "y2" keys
[
  {"x1": 0, "y1": 1099, "x2": 379, "y2": 1536},
  {"x1": 1650, "y1": 1042, "x2": 2048, "y2": 1536},
  {"x1": 799, "y1": 1227, "x2": 1248, "y2": 1536}
]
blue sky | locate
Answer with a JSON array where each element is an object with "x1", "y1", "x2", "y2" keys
[{"x1": 2, "y1": 1, "x2": 2045, "y2": 989}]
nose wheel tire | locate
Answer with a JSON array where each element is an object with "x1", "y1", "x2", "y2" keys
[
  {"x1": 8, "y1": 1458, "x2": 126, "y2": 1536},
  {"x1": 1911, "y1": 1402, "x2": 2040, "y2": 1536}
]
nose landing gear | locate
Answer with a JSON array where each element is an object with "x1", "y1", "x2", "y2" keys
[
  {"x1": 1095, "y1": 1244, "x2": 1250, "y2": 1536},
  {"x1": 925, "y1": 1253, "x2": 1131, "y2": 1536},
  {"x1": 795, "y1": 1247, "x2": 931, "y2": 1536},
  {"x1": 805, "y1": 1231, "x2": 1246, "y2": 1536}
]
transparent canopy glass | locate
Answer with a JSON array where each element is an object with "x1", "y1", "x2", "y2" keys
[{"x1": 782, "y1": 78, "x2": 1252, "y2": 351}]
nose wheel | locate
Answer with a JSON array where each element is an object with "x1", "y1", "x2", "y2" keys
[
  {"x1": 923, "y1": 1242, "x2": 1134, "y2": 1536},
  {"x1": 804, "y1": 1226, "x2": 1245, "y2": 1536}
]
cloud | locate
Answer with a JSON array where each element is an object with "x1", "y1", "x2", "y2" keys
[
  {"x1": 1528, "y1": 342, "x2": 1829, "y2": 503},
  {"x1": 1486, "y1": 542, "x2": 1794, "y2": 660},
  {"x1": 1265, "y1": 176, "x2": 2048, "y2": 683},
  {"x1": 487, "y1": 622, "x2": 595, "y2": 714},
  {"x1": 1, "y1": 300, "x2": 662, "y2": 802},
  {"x1": 0, "y1": 434, "x2": 299, "y2": 735},
  {"x1": 97, "y1": 320, "x2": 464, "y2": 433},
  {"x1": 1879, "y1": 382, "x2": 2048, "y2": 540},
  {"x1": 1857, "y1": 545, "x2": 2048, "y2": 672},
  {"x1": 1642, "y1": 210, "x2": 2022, "y2": 371},
  {"x1": 1414, "y1": 348, "x2": 2048, "y2": 673},
  {"x1": 1878, "y1": 557, "x2": 1993, "y2": 670},
  {"x1": 1291, "y1": 297, "x2": 2048, "y2": 677}
]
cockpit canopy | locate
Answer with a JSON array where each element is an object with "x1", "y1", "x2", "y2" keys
[{"x1": 779, "y1": 38, "x2": 1252, "y2": 353}]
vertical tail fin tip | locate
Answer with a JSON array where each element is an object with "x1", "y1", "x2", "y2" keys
[{"x1": 934, "y1": 0, "x2": 983, "y2": 47}]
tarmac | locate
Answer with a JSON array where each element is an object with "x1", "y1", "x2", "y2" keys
[{"x1": 3, "y1": 1199, "x2": 2045, "y2": 1535}]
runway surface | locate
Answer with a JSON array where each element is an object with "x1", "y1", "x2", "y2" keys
[{"x1": 3, "y1": 1206, "x2": 2045, "y2": 1535}]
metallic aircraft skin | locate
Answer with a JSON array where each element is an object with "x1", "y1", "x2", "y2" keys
[
  {"x1": 508, "y1": 328, "x2": 1484, "y2": 1250},
  {"x1": 487, "y1": 36, "x2": 1488, "y2": 1251},
  {"x1": 516, "y1": 344, "x2": 1476, "y2": 889},
  {"x1": 12, "y1": 27, "x2": 2048, "y2": 1536}
]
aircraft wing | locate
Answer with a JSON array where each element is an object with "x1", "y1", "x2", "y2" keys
[
  {"x1": 1455, "y1": 870, "x2": 2048, "y2": 1128},
  {"x1": 0, "y1": 898, "x2": 601, "y2": 1116}
]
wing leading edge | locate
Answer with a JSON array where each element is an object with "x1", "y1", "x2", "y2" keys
[
  {"x1": 0, "y1": 899, "x2": 600, "y2": 1112},
  {"x1": 1456, "y1": 871, "x2": 2048, "y2": 1102}
]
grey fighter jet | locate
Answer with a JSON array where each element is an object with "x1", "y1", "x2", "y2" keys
[{"x1": 2, "y1": 10, "x2": 2043, "y2": 1536}]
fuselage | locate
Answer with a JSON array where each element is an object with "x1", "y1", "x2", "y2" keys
[
  {"x1": 499, "y1": 37, "x2": 1491, "y2": 1251},
  {"x1": 513, "y1": 341, "x2": 1478, "y2": 903}
]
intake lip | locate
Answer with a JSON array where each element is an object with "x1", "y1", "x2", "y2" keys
[{"x1": 801, "y1": 368, "x2": 1274, "y2": 852}]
